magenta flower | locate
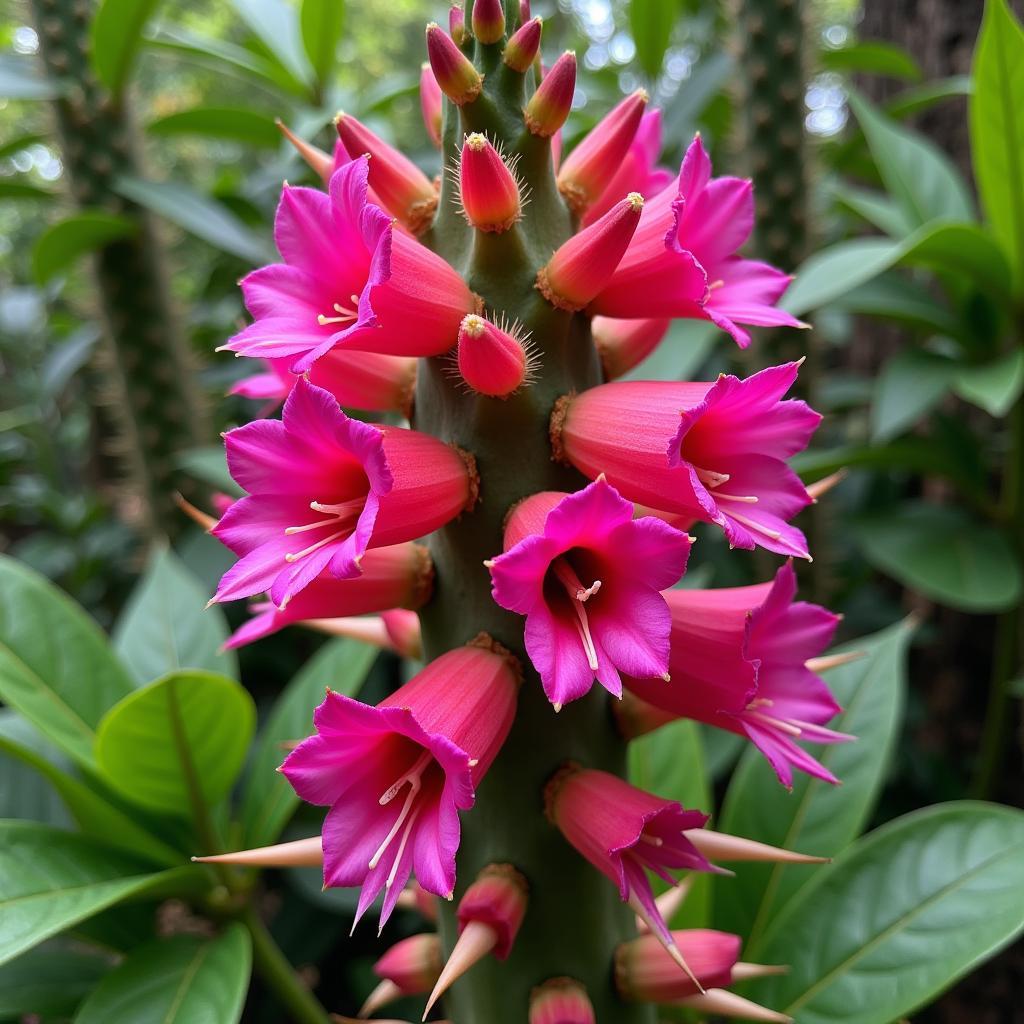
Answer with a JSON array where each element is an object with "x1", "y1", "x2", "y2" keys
[
  {"x1": 212, "y1": 378, "x2": 473, "y2": 607},
  {"x1": 280, "y1": 639, "x2": 520, "y2": 931},
  {"x1": 625, "y1": 561, "x2": 852, "y2": 787},
  {"x1": 553, "y1": 361, "x2": 820, "y2": 558},
  {"x1": 545, "y1": 767, "x2": 716, "y2": 949},
  {"x1": 223, "y1": 155, "x2": 475, "y2": 371},
  {"x1": 488, "y1": 478, "x2": 692, "y2": 709}
]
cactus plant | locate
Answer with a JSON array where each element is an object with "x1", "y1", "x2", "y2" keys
[{"x1": 30, "y1": 0, "x2": 209, "y2": 538}]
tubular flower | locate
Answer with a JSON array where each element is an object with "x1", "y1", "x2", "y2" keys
[
  {"x1": 545, "y1": 766, "x2": 718, "y2": 951},
  {"x1": 591, "y1": 315, "x2": 671, "y2": 380},
  {"x1": 624, "y1": 561, "x2": 852, "y2": 787},
  {"x1": 616, "y1": 929, "x2": 741, "y2": 1002},
  {"x1": 551, "y1": 362, "x2": 820, "y2": 558},
  {"x1": 211, "y1": 379, "x2": 474, "y2": 607},
  {"x1": 223, "y1": 543, "x2": 433, "y2": 650},
  {"x1": 280, "y1": 638, "x2": 521, "y2": 931},
  {"x1": 223, "y1": 156, "x2": 475, "y2": 370},
  {"x1": 589, "y1": 136, "x2": 806, "y2": 346},
  {"x1": 488, "y1": 477, "x2": 692, "y2": 709}
]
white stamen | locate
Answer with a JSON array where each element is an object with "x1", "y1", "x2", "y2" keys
[
  {"x1": 317, "y1": 297, "x2": 361, "y2": 327},
  {"x1": 639, "y1": 833, "x2": 664, "y2": 847},
  {"x1": 379, "y1": 750, "x2": 433, "y2": 805},
  {"x1": 714, "y1": 492, "x2": 759, "y2": 504},
  {"x1": 552, "y1": 557, "x2": 601, "y2": 672},
  {"x1": 283, "y1": 527, "x2": 347, "y2": 562},
  {"x1": 385, "y1": 804, "x2": 421, "y2": 892},
  {"x1": 368, "y1": 782, "x2": 420, "y2": 870},
  {"x1": 692, "y1": 466, "x2": 730, "y2": 489},
  {"x1": 745, "y1": 709, "x2": 803, "y2": 737}
]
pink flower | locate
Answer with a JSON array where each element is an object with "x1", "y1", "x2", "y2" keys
[
  {"x1": 545, "y1": 767, "x2": 716, "y2": 951},
  {"x1": 212, "y1": 379, "x2": 473, "y2": 607},
  {"x1": 280, "y1": 638, "x2": 520, "y2": 931},
  {"x1": 488, "y1": 478, "x2": 691, "y2": 709},
  {"x1": 552, "y1": 362, "x2": 820, "y2": 558},
  {"x1": 223, "y1": 156, "x2": 475, "y2": 371},
  {"x1": 616, "y1": 928, "x2": 741, "y2": 1001},
  {"x1": 590, "y1": 136, "x2": 806, "y2": 347},
  {"x1": 223, "y1": 543, "x2": 432, "y2": 650},
  {"x1": 625, "y1": 561, "x2": 852, "y2": 787}
]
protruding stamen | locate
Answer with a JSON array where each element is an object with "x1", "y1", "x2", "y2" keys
[
  {"x1": 552, "y1": 558, "x2": 601, "y2": 671},
  {"x1": 380, "y1": 749, "x2": 433, "y2": 805},
  {"x1": 692, "y1": 465, "x2": 731, "y2": 488},
  {"x1": 714, "y1": 492, "x2": 759, "y2": 503},
  {"x1": 422, "y1": 920, "x2": 498, "y2": 1020},
  {"x1": 283, "y1": 527, "x2": 348, "y2": 562},
  {"x1": 726, "y1": 510, "x2": 782, "y2": 541},
  {"x1": 745, "y1": 709, "x2": 803, "y2": 737},
  {"x1": 384, "y1": 804, "x2": 421, "y2": 894},
  {"x1": 806, "y1": 650, "x2": 866, "y2": 673},
  {"x1": 317, "y1": 297, "x2": 360, "y2": 327}
]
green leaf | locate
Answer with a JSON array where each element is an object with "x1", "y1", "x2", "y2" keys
[
  {"x1": 0, "y1": 132, "x2": 48, "y2": 161},
  {"x1": 970, "y1": 0, "x2": 1024, "y2": 289},
  {"x1": 953, "y1": 347, "x2": 1024, "y2": 416},
  {"x1": 716, "y1": 622, "x2": 913, "y2": 948},
  {"x1": 621, "y1": 321, "x2": 718, "y2": 383},
  {"x1": 113, "y1": 176, "x2": 273, "y2": 264},
  {"x1": 0, "y1": 556, "x2": 134, "y2": 768},
  {"x1": 90, "y1": 0, "x2": 161, "y2": 95},
  {"x1": 74, "y1": 927, "x2": 251, "y2": 1024},
  {"x1": 884, "y1": 75, "x2": 972, "y2": 120},
  {"x1": 147, "y1": 106, "x2": 281, "y2": 147},
  {"x1": 750, "y1": 802, "x2": 1024, "y2": 1023},
  {"x1": 95, "y1": 670, "x2": 255, "y2": 816},
  {"x1": 831, "y1": 274, "x2": 962, "y2": 338},
  {"x1": 31, "y1": 212, "x2": 137, "y2": 285},
  {"x1": 871, "y1": 349, "x2": 955, "y2": 442},
  {"x1": 113, "y1": 548, "x2": 237, "y2": 685},
  {"x1": 0, "y1": 712, "x2": 73, "y2": 828},
  {"x1": 176, "y1": 445, "x2": 242, "y2": 496},
  {"x1": 629, "y1": 0, "x2": 676, "y2": 79},
  {"x1": 230, "y1": 0, "x2": 313, "y2": 88},
  {"x1": 0, "y1": 820, "x2": 200, "y2": 968},
  {"x1": 0, "y1": 181, "x2": 56, "y2": 201},
  {"x1": 855, "y1": 502, "x2": 1022, "y2": 613},
  {"x1": 0, "y1": 56, "x2": 66, "y2": 100},
  {"x1": 242, "y1": 638, "x2": 377, "y2": 847},
  {"x1": 147, "y1": 25, "x2": 287, "y2": 88},
  {"x1": 831, "y1": 184, "x2": 914, "y2": 237},
  {"x1": 0, "y1": 942, "x2": 113, "y2": 1020},
  {"x1": 820, "y1": 41, "x2": 922, "y2": 80},
  {"x1": 848, "y1": 89, "x2": 973, "y2": 228},
  {"x1": 783, "y1": 238, "x2": 902, "y2": 315},
  {"x1": 300, "y1": 0, "x2": 345, "y2": 87}
]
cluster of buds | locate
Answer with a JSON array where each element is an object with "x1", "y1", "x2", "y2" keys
[{"x1": 203, "y1": 3, "x2": 840, "y2": 1021}]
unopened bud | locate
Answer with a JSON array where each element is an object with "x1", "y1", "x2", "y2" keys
[
  {"x1": 427, "y1": 22, "x2": 484, "y2": 106},
  {"x1": 616, "y1": 928, "x2": 740, "y2": 1002},
  {"x1": 472, "y1": 0, "x2": 505, "y2": 44},
  {"x1": 457, "y1": 314, "x2": 533, "y2": 398},
  {"x1": 459, "y1": 133, "x2": 522, "y2": 232},
  {"x1": 420, "y1": 63, "x2": 443, "y2": 148},
  {"x1": 449, "y1": 5, "x2": 468, "y2": 46},
  {"x1": 503, "y1": 16, "x2": 542, "y2": 73},
  {"x1": 524, "y1": 51, "x2": 576, "y2": 137}
]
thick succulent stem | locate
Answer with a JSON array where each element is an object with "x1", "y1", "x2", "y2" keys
[
  {"x1": 412, "y1": 4, "x2": 654, "y2": 1020},
  {"x1": 31, "y1": 0, "x2": 209, "y2": 539}
]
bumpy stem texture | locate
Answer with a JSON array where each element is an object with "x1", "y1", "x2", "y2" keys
[
  {"x1": 31, "y1": 0, "x2": 209, "y2": 538},
  {"x1": 413, "y1": 5, "x2": 654, "y2": 1020}
]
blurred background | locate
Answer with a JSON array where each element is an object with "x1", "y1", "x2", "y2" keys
[{"x1": 1, "y1": 0, "x2": 1022, "y2": 1020}]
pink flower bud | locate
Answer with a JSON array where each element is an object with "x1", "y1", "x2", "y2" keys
[
  {"x1": 616, "y1": 928, "x2": 741, "y2": 1001},
  {"x1": 458, "y1": 864, "x2": 528, "y2": 959},
  {"x1": 459, "y1": 133, "x2": 522, "y2": 232},
  {"x1": 472, "y1": 0, "x2": 505, "y2": 43},
  {"x1": 503, "y1": 16, "x2": 542, "y2": 72},
  {"x1": 529, "y1": 978, "x2": 596, "y2": 1024},
  {"x1": 381, "y1": 608, "x2": 423, "y2": 660},
  {"x1": 457, "y1": 314, "x2": 532, "y2": 398},
  {"x1": 524, "y1": 51, "x2": 576, "y2": 137},
  {"x1": 557, "y1": 89, "x2": 648, "y2": 213},
  {"x1": 374, "y1": 933, "x2": 442, "y2": 994},
  {"x1": 449, "y1": 5, "x2": 468, "y2": 46},
  {"x1": 519, "y1": 0, "x2": 532, "y2": 23},
  {"x1": 537, "y1": 193, "x2": 644, "y2": 312},
  {"x1": 427, "y1": 22, "x2": 484, "y2": 106},
  {"x1": 591, "y1": 316, "x2": 671, "y2": 379},
  {"x1": 420, "y1": 63, "x2": 443, "y2": 148},
  {"x1": 335, "y1": 113, "x2": 438, "y2": 234}
]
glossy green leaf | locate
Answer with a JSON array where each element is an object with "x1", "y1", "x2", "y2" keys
[
  {"x1": 230, "y1": 0, "x2": 312, "y2": 88},
  {"x1": 831, "y1": 274, "x2": 962, "y2": 338},
  {"x1": 148, "y1": 106, "x2": 280, "y2": 147},
  {"x1": 782, "y1": 238, "x2": 902, "y2": 315},
  {"x1": 884, "y1": 75, "x2": 972, "y2": 120},
  {"x1": 0, "y1": 181, "x2": 55, "y2": 201},
  {"x1": 0, "y1": 556, "x2": 134, "y2": 767},
  {"x1": 750, "y1": 803, "x2": 1024, "y2": 1024},
  {"x1": 31, "y1": 212, "x2": 137, "y2": 285},
  {"x1": 629, "y1": 0, "x2": 676, "y2": 79},
  {"x1": 75, "y1": 927, "x2": 250, "y2": 1024},
  {"x1": 953, "y1": 347, "x2": 1024, "y2": 416},
  {"x1": 301, "y1": 0, "x2": 345, "y2": 86},
  {"x1": 0, "y1": 942, "x2": 112, "y2": 1020},
  {"x1": 831, "y1": 184, "x2": 914, "y2": 237},
  {"x1": 90, "y1": 0, "x2": 161, "y2": 94},
  {"x1": 147, "y1": 25, "x2": 285, "y2": 87},
  {"x1": 872, "y1": 349, "x2": 955, "y2": 441},
  {"x1": 242, "y1": 638, "x2": 377, "y2": 847},
  {"x1": 95, "y1": 670, "x2": 255, "y2": 816},
  {"x1": 0, "y1": 712, "x2": 73, "y2": 828},
  {"x1": 716, "y1": 622, "x2": 913, "y2": 947},
  {"x1": 970, "y1": 0, "x2": 1024, "y2": 288},
  {"x1": 848, "y1": 90, "x2": 973, "y2": 228},
  {"x1": 621, "y1": 321, "x2": 718, "y2": 382},
  {"x1": 0, "y1": 56, "x2": 65, "y2": 100},
  {"x1": 113, "y1": 547, "x2": 236, "y2": 685},
  {"x1": 820, "y1": 41, "x2": 921, "y2": 80},
  {"x1": 113, "y1": 176, "x2": 273, "y2": 264},
  {"x1": 0, "y1": 820, "x2": 200, "y2": 968},
  {"x1": 855, "y1": 502, "x2": 1022, "y2": 612}
]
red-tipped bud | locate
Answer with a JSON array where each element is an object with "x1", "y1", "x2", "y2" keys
[
  {"x1": 449, "y1": 5, "x2": 468, "y2": 46},
  {"x1": 529, "y1": 978, "x2": 596, "y2": 1024},
  {"x1": 420, "y1": 63, "x2": 443, "y2": 148},
  {"x1": 427, "y1": 22, "x2": 483, "y2": 106},
  {"x1": 592, "y1": 315, "x2": 671, "y2": 379},
  {"x1": 459, "y1": 133, "x2": 522, "y2": 232},
  {"x1": 375, "y1": 933, "x2": 443, "y2": 994},
  {"x1": 519, "y1": 0, "x2": 532, "y2": 24},
  {"x1": 472, "y1": 0, "x2": 505, "y2": 43},
  {"x1": 335, "y1": 113, "x2": 437, "y2": 234},
  {"x1": 616, "y1": 929, "x2": 741, "y2": 1002},
  {"x1": 557, "y1": 89, "x2": 648, "y2": 213},
  {"x1": 457, "y1": 314, "x2": 532, "y2": 397},
  {"x1": 276, "y1": 119, "x2": 334, "y2": 185},
  {"x1": 503, "y1": 16, "x2": 542, "y2": 73},
  {"x1": 524, "y1": 51, "x2": 576, "y2": 137},
  {"x1": 537, "y1": 193, "x2": 644, "y2": 311}
]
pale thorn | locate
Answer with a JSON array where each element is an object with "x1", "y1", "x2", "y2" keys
[
  {"x1": 357, "y1": 978, "x2": 403, "y2": 1019},
  {"x1": 685, "y1": 828, "x2": 829, "y2": 865},
  {"x1": 806, "y1": 468, "x2": 847, "y2": 502},
  {"x1": 423, "y1": 920, "x2": 498, "y2": 1020},
  {"x1": 333, "y1": 1018, "x2": 453, "y2": 1024},
  {"x1": 635, "y1": 876, "x2": 694, "y2": 931},
  {"x1": 627, "y1": 893, "x2": 704, "y2": 994},
  {"x1": 732, "y1": 962, "x2": 790, "y2": 982},
  {"x1": 276, "y1": 118, "x2": 333, "y2": 184},
  {"x1": 173, "y1": 492, "x2": 217, "y2": 531},
  {"x1": 192, "y1": 835, "x2": 322, "y2": 867},
  {"x1": 302, "y1": 615, "x2": 394, "y2": 650},
  {"x1": 805, "y1": 650, "x2": 867, "y2": 673},
  {"x1": 395, "y1": 887, "x2": 419, "y2": 912},
  {"x1": 676, "y1": 988, "x2": 793, "y2": 1023}
]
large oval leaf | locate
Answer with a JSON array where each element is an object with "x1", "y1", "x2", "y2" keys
[
  {"x1": 0, "y1": 556, "x2": 134, "y2": 767},
  {"x1": 75, "y1": 927, "x2": 250, "y2": 1024},
  {"x1": 715, "y1": 622, "x2": 913, "y2": 947},
  {"x1": 90, "y1": 0, "x2": 161, "y2": 94},
  {"x1": 750, "y1": 802, "x2": 1024, "y2": 1024},
  {"x1": 95, "y1": 670, "x2": 255, "y2": 816},
  {"x1": 300, "y1": 0, "x2": 345, "y2": 87},
  {"x1": 147, "y1": 106, "x2": 280, "y2": 147},
  {"x1": 629, "y1": 0, "x2": 676, "y2": 79},
  {"x1": 0, "y1": 942, "x2": 113, "y2": 1020},
  {"x1": 31, "y1": 212, "x2": 137, "y2": 285}
]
